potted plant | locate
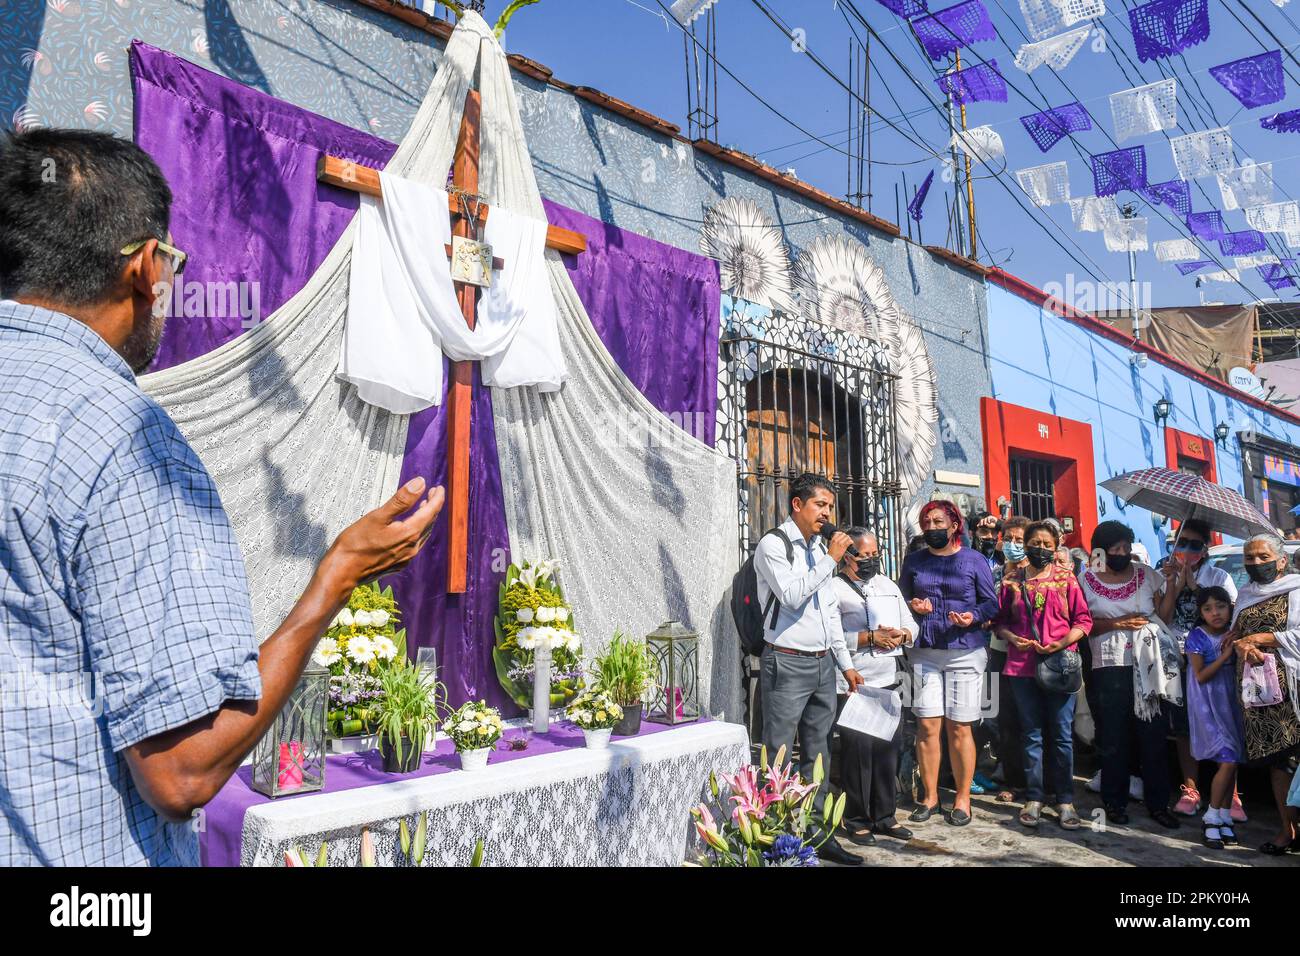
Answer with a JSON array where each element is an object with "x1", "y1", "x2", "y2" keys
[
  {"x1": 314, "y1": 582, "x2": 408, "y2": 753},
  {"x1": 442, "y1": 700, "x2": 504, "y2": 771},
  {"x1": 566, "y1": 690, "x2": 623, "y2": 750},
  {"x1": 374, "y1": 662, "x2": 443, "y2": 774},
  {"x1": 591, "y1": 631, "x2": 656, "y2": 736}
]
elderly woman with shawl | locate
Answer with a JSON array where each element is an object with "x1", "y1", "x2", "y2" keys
[{"x1": 1229, "y1": 532, "x2": 1300, "y2": 855}]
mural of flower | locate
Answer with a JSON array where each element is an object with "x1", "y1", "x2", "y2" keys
[
  {"x1": 12, "y1": 107, "x2": 43, "y2": 132},
  {"x1": 793, "y1": 235, "x2": 938, "y2": 508},
  {"x1": 21, "y1": 50, "x2": 53, "y2": 76},
  {"x1": 700, "y1": 197, "x2": 796, "y2": 313}
]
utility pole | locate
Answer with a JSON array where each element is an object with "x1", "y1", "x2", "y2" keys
[
  {"x1": 955, "y1": 50, "x2": 977, "y2": 259},
  {"x1": 1122, "y1": 202, "x2": 1140, "y2": 338},
  {"x1": 943, "y1": 67, "x2": 965, "y2": 257}
]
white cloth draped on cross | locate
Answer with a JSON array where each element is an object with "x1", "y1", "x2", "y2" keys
[{"x1": 341, "y1": 170, "x2": 567, "y2": 413}]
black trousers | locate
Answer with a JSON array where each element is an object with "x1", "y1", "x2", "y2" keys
[
  {"x1": 1095, "y1": 665, "x2": 1171, "y2": 814},
  {"x1": 837, "y1": 694, "x2": 903, "y2": 829}
]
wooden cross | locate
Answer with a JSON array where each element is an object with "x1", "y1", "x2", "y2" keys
[{"x1": 318, "y1": 90, "x2": 586, "y2": 593}]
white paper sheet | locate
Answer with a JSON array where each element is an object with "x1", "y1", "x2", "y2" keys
[{"x1": 836, "y1": 684, "x2": 903, "y2": 741}]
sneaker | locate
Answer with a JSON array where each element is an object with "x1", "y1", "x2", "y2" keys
[
  {"x1": 1174, "y1": 785, "x2": 1201, "y2": 817},
  {"x1": 973, "y1": 772, "x2": 999, "y2": 792},
  {"x1": 1086, "y1": 770, "x2": 1102, "y2": 794},
  {"x1": 1230, "y1": 792, "x2": 1248, "y2": 823},
  {"x1": 1129, "y1": 776, "x2": 1144, "y2": 801}
]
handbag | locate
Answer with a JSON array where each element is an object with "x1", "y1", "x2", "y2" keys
[
  {"x1": 1017, "y1": 574, "x2": 1083, "y2": 695},
  {"x1": 1242, "y1": 652, "x2": 1284, "y2": 709}
]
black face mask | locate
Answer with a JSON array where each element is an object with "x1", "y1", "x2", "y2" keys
[
  {"x1": 923, "y1": 529, "x2": 951, "y2": 549},
  {"x1": 1105, "y1": 553, "x2": 1133, "y2": 572},
  {"x1": 1246, "y1": 561, "x2": 1281, "y2": 585},
  {"x1": 975, "y1": 537, "x2": 998, "y2": 557},
  {"x1": 857, "y1": 557, "x2": 881, "y2": 579},
  {"x1": 1026, "y1": 546, "x2": 1055, "y2": 569}
]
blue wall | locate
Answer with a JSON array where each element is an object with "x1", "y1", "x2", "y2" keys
[{"x1": 987, "y1": 284, "x2": 1300, "y2": 557}]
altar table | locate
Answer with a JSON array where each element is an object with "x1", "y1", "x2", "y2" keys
[{"x1": 201, "y1": 720, "x2": 750, "y2": 866}]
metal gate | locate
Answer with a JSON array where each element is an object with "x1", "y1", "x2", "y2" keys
[
  {"x1": 719, "y1": 331, "x2": 904, "y2": 574},
  {"x1": 1009, "y1": 455, "x2": 1056, "y2": 521}
]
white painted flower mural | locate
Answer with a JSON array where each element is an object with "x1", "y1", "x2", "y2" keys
[
  {"x1": 699, "y1": 197, "x2": 796, "y2": 313},
  {"x1": 792, "y1": 235, "x2": 939, "y2": 515}
]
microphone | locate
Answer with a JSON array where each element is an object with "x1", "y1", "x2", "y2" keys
[{"x1": 818, "y1": 522, "x2": 860, "y2": 558}]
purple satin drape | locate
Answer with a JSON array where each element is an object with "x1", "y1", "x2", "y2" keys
[
  {"x1": 542, "y1": 201, "x2": 720, "y2": 445},
  {"x1": 130, "y1": 42, "x2": 719, "y2": 711}
]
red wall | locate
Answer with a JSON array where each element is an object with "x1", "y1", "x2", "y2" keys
[
  {"x1": 981, "y1": 397, "x2": 1100, "y2": 550},
  {"x1": 1164, "y1": 426, "x2": 1221, "y2": 544}
]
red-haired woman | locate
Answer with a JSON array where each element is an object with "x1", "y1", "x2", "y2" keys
[{"x1": 899, "y1": 500, "x2": 999, "y2": 826}]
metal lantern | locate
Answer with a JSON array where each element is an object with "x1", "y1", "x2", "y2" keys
[
  {"x1": 251, "y1": 663, "x2": 329, "y2": 798},
  {"x1": 645, "y1": 620, "x2": 700, "y2": 725}
]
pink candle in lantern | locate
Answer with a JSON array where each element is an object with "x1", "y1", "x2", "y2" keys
[{"x1": 278, "y1": 741, "x2": 304, "y2": 791}]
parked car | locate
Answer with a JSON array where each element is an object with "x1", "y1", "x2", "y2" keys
[{"x1": 1206, "y1": 541, "x2": 1300, "y2": 589}]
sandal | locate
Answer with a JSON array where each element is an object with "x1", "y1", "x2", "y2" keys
[
  {"x1": 1057, "y1": 804, "x2": 1082, "y2": 830},
  {"x1": 996, "y1": 790, "x2": 1016, "y2": 803},
  {"x1": 1019, "y1": 801, "x2": 1042, "y2": 828}
]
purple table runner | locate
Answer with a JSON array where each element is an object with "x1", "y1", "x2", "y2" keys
[{"x1": 200, "y1": 719, "x2": 690, "y2": 866}]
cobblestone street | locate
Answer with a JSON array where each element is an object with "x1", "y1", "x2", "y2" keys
[{"x1": 834, "y1": 783, "x2": 1298, "y2": 867}]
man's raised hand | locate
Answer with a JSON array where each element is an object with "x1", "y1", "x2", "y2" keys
[{"x1": 325, "y1": 477, "x2": 445, "y2": 589}]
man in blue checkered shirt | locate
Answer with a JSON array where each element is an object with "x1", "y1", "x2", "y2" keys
[{"x1": 0, "y1": 129, "x2": 444, "y2": 865}]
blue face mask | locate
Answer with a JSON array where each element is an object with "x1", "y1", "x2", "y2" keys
[{"x1": 1003, "y1": 541, "x2": 1026, "y2": 563}]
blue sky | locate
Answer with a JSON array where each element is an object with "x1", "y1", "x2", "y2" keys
[{"x1": 505, "y1": 0, "x2": 1300, "y2": 309}]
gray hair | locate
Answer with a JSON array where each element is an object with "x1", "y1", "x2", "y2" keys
[{"x1": 1245, "y1": 531, "x2": 1287, "y2": 560}]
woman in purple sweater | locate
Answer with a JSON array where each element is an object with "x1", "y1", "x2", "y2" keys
[{"x1": 899, "y1": 500, "x2": 1000, "y2": 826}]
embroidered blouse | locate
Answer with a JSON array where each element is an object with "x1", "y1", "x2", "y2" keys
[
  {"x1": 994, "y1": 566, "x2": 1093, "y2": 678},
  {"x1": 1079, "y1": 564, "x2": 1165, "y2": 669}
]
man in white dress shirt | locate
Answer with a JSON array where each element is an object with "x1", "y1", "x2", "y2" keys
[{"x1": 754, "y1": 473, "x2": 864, "y2": 865}]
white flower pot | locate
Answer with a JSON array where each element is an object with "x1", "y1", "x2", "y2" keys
[
  {"x1": 583, "y1": 727, "x2": 613, "y2": 750},
  {"x1": 458, "y1": 747, "x2": 491, "y2": 771},
  {"x1": 328, "y1": 734, "x2": 378, "y2": 754}
]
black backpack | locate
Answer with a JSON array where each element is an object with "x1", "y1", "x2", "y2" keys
[{"x1": 731, "y1": 528, "x2": 794, "y2": 657}]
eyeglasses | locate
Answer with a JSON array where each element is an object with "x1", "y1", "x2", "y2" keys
[{"x1": 120, "y1": 237, "x2": 188, "y2": 276}]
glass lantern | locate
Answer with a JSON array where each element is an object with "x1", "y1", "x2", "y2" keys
[
  {"x1": 251, "y1": 662, "x2": 329, "y2": 798},
  {"x1": 645, "y1": 620, "x2": 700, "y2": 725}
]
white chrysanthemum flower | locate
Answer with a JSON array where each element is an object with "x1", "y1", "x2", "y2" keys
[
  {"x1": 312, "y1": 637, "x2": 341, "y2": 667},
  {"x1": 515, "y1": 607, "x2": 534, "y2": 623},
  {"x1": 346, "y1": 634, "x2": 375, "y2": 665},
  {"x1": 516, "y1": 627, "x2": 537, "y2": 650},
  {"x1": 372, "y1": 635, "x2": 398, "y2": 661},
  {"x1": 700, "y1": 197, "x2": 796, "y2": 312},
  {"x1": 564, "y1": 633, "x2": 582, "y2": 653},
  {"x1": 792, "y1": 234, "x2": 938, "y2": 509}
]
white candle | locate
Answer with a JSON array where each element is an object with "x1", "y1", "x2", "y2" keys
[{"x1": 533, "y1": 646, "x2": 552, "y2": 734}]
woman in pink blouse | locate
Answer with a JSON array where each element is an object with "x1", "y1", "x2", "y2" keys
[{"x1": 994, "y1": 521, "x2": 1093, "y2": 829}]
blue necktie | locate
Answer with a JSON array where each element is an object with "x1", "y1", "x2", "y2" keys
[{"x1": 807, "y1": 543, "x2": 820, "y2": 609}]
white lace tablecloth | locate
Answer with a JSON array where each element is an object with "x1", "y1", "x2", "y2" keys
[{"x1": 236, "y1": 721, "x2": 750, "y2": 866}]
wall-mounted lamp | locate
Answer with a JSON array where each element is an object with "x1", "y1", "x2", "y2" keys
[
  {"x1": 1214, "y1": 422, "x2": 1230, "y2": 447},
  {"x1": 1153, "y1": 398, "x2": 1172, "y2": 427}
]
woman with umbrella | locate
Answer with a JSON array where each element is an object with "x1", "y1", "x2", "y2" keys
[{"x1": 1228, "y1": 532, "x2": 1300, "y2": 856}]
